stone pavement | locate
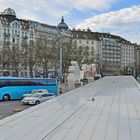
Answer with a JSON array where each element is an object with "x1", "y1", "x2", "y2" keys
[{"x1": 0, "y1": 76, "x2": 140, "y2": 140}]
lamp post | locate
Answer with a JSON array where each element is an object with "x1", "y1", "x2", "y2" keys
[
  {"x1": 58, "y1": 35, "x2": 63, "y2": 94},
  {"x1": 54, "y1": 43, "x2": 57, "y2": 79},
  {"x1": 59, "y1": 46, "x2": 63, "y2": 83}
]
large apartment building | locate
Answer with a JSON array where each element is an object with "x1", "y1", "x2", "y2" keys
[
  {"x1": 134, "y1": 44, "x2": 140, "y2": 76},
  {"x1": 71, "y1": 30, "x2": 135, "y2": 76},
  {"x1": 71, "y1": 30, "x2": 101, "y2": 65},
  {"x1": 101, "y1": 36, "x2": 121, "y2": 75},
  {"x1": 0, "y1": 8, "x2": 71, "y2": 77}
]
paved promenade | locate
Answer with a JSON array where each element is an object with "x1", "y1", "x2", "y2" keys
[{"x1": 0, "y1": 76, "x2": 140, "y2": 140}]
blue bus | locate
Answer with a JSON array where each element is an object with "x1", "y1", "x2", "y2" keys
[{"x1": 0, "y1": 77, "x2": 58, "y2": 101}]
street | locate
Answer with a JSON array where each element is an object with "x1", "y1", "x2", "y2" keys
[
  {"x1": 0, "y1": 100, "x2": 31, "y2": 120},
  {"x1": 0, "y1": 82, "x2": 75, "y2": 120}
]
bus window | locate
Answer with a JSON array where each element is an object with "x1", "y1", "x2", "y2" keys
[
  {"x1": 0, "y1": 79, "x2": 9, "y2": 87},
  {"x1": 47, "y1": 79, "x2": 57, "y2": 85},
  {"x1": 28, "y1": 79, "x2": 39, "y2": 86},
  {"x1": 8, "y1": 79, "x2": 19, "y2": 86},
  {"x1": 38, "y1": 79, "x2": 48, "y2": 85},
  {"x1": 18, "y1": 79, "x2": 29, "y2": 86}
]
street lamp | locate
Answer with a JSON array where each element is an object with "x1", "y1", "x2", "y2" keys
[
  {"x1": 58, "y1": 32, "x2": 66, "y2": 94},
  {"x1": 59, "y1": 46, "x2": 63, "y2": 83}
]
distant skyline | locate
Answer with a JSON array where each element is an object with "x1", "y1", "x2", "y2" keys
[{"x1": 0, "y1": 0, "x2": 140, "y2": 43}]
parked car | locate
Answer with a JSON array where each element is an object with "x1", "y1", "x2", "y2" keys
[
  {"x1": 21, "y1": 93, "x2": 55, "y2": 105},
  {"x1": 94, "y1": 75, "x2": 101, "y2": 81},
  {"x1": 22, "y1": 89, "x2": 50, "y2": 98}
]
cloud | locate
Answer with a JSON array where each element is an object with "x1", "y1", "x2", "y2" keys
[
  {"x1": 0, "y1": 0, "x2": 117, "y2": 23},
  {"x1": 76, "y1": 5, "x2": 140, "y2": 43},
  {"x1": 55, "y1": 0, "x2": 117, "y2": 11},
  {"x1": 0, "y1": 0, "x2": 139, "y2": 43}
]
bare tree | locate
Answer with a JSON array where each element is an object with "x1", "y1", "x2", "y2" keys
[
  {"x1": 21, "y1": 40, "x2": 37, "y2": 77},
  {"x1": 10, "y1": 44, "x2": 20, "y2": 76},
  {"x1": 35, "y1": 35, "x2": 53, "y2": 78},
  {"x1": 0, "y1": 44, "x2": 11, "y2": 75},
  {"x1": 62, "y1": 39, "x2": 74, "y2": 73}
]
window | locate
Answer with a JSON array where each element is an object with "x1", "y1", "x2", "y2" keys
[
  {"x1": 17, "y1": 39, "x2": 19, "y2": 44},
  {"x1": 38, "y1": 90, "x2": 43, "y2": 93},
  {"x1": 8, "y1": 80, "x2": 20, "y2": 86},
  {"x1": 42, "y1": 94, "x2": 51, "y2": 97},
  {"x1": 47, "y1": 79, "x2": 56, "y2": 85},
  {"x1": 86, "y1": 46, "x2": 89, "y2": 50},
  {"x1": 22, "y1": 32, "x2": 24, "y2": 38},
  {"x1": 42, "y1": 94, "x2": 47, "y2": 97},
  {"x1": 38, "y1": 79, "x2": 48, "y2": 85},
  {"x1": 0, "y1": 79, "x2": 24, "y2": 86},
  {"x1": 25, "y1": 32, "x2": 27, "y2": 37},
  {"x1": 15, "y1": 22, "x2": 17, "y2": 28},
  {"x1": 7, "y1": 28, "x2": 10, "y2": 33},
  {"x1": 19, "y1": 79, "x2": 38, "y2": 86},
  {"x1": 15, "y1": 30, "x2": 17, "y2": 34},
  {"x1": 4, "y1": 28, "x2": 6, "y2": 34},
  {"x1": 13, "y1": 38, "x2": 15, "y2": 43},
  {"x1": 0, "y1": 80, "x2": 10, "y2": 87},
  {"x1": 91, "y1": 52, "x2": 94, "y2": 56},
  {"x1": 49, "y1": 93, "x2": 55, "y2": 96}
]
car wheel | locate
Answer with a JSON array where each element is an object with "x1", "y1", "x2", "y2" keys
[
  {"x1": 35, "y1": 100, "x2": 40, "y2": 105},
  {"x1": 3, "y1": 94, "x2": 10, "y2": 101}
]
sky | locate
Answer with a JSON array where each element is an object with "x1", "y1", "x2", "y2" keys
[{"x1": 0, "y1": 0, "x2": 140, "y2": 43}]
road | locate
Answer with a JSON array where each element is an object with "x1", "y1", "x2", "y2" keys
[
  {"x1": 0, "y1": 100, "x2": 31, "y2": 119},
  {"x1": 0, "y1": 82, "x2": 77, "y2": 120}
]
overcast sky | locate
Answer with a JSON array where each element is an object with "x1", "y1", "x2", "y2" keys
[{"x1": 0, "y1": 0, "x2": 140, "y2": 43}]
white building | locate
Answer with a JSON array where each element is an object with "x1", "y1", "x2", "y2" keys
[
  {"x1": 71, "y1": 30, "x2": 101, "y2": 65},
  {"x1": 121, "y1": 42, "x2": 135, "y2": 67},
  {"x1": 0, "y1": 8, "x2": 71, "y2": 77},
  {"x1": 71, "y1": 30, "x2": 135, "y2": 76}
]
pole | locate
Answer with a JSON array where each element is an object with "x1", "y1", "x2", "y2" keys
[
  {"x1": 59, "y1": 46, "x2": 63, "y2": 94},
  {"x1": 60, "y1": 47, "x2": 62, "y2": 83},
  {"x1": 54, "y1": 46, "x2": 57, "y2": 78}
]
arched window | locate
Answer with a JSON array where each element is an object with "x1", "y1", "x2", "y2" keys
[
  {"x1": 18, "y1": 24, "x2": 20, "y2": 29},
  {"x1": 15, "y1": 22, "x2": 17, "y2": 28}
]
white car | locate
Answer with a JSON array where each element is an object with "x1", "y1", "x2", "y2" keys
[
  {"x1": 21, "y1": 93, "x2": 55, "y2": 105},
  {"x1": 22, "y1": 89, "x2": 49, "y2": 98}
]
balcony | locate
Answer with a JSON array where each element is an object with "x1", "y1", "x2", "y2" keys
[
  {"x1": 22, "y1": 36, "x2": 28, "y2": 40},
  {"x1": 4, "y1": 41, "x2": 10, "y2": 45},
  {"x1": 4, "y1": 33, "x2": 10, "y2": 37}
]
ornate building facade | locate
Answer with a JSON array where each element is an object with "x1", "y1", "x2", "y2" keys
[
  {"x1": 0, "y1": 8, "x2": 136, "y2": 77},
  {"x1": 0, "y1": 8, "x2": 71, "y2": 77}
]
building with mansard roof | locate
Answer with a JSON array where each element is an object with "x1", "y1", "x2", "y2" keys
[
  {"x1": 0, "y1": 8, "x2": 71, "y2": 77},
  {"x1": 71, "y1": 30, "x2": 135, "y2": 76}
]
